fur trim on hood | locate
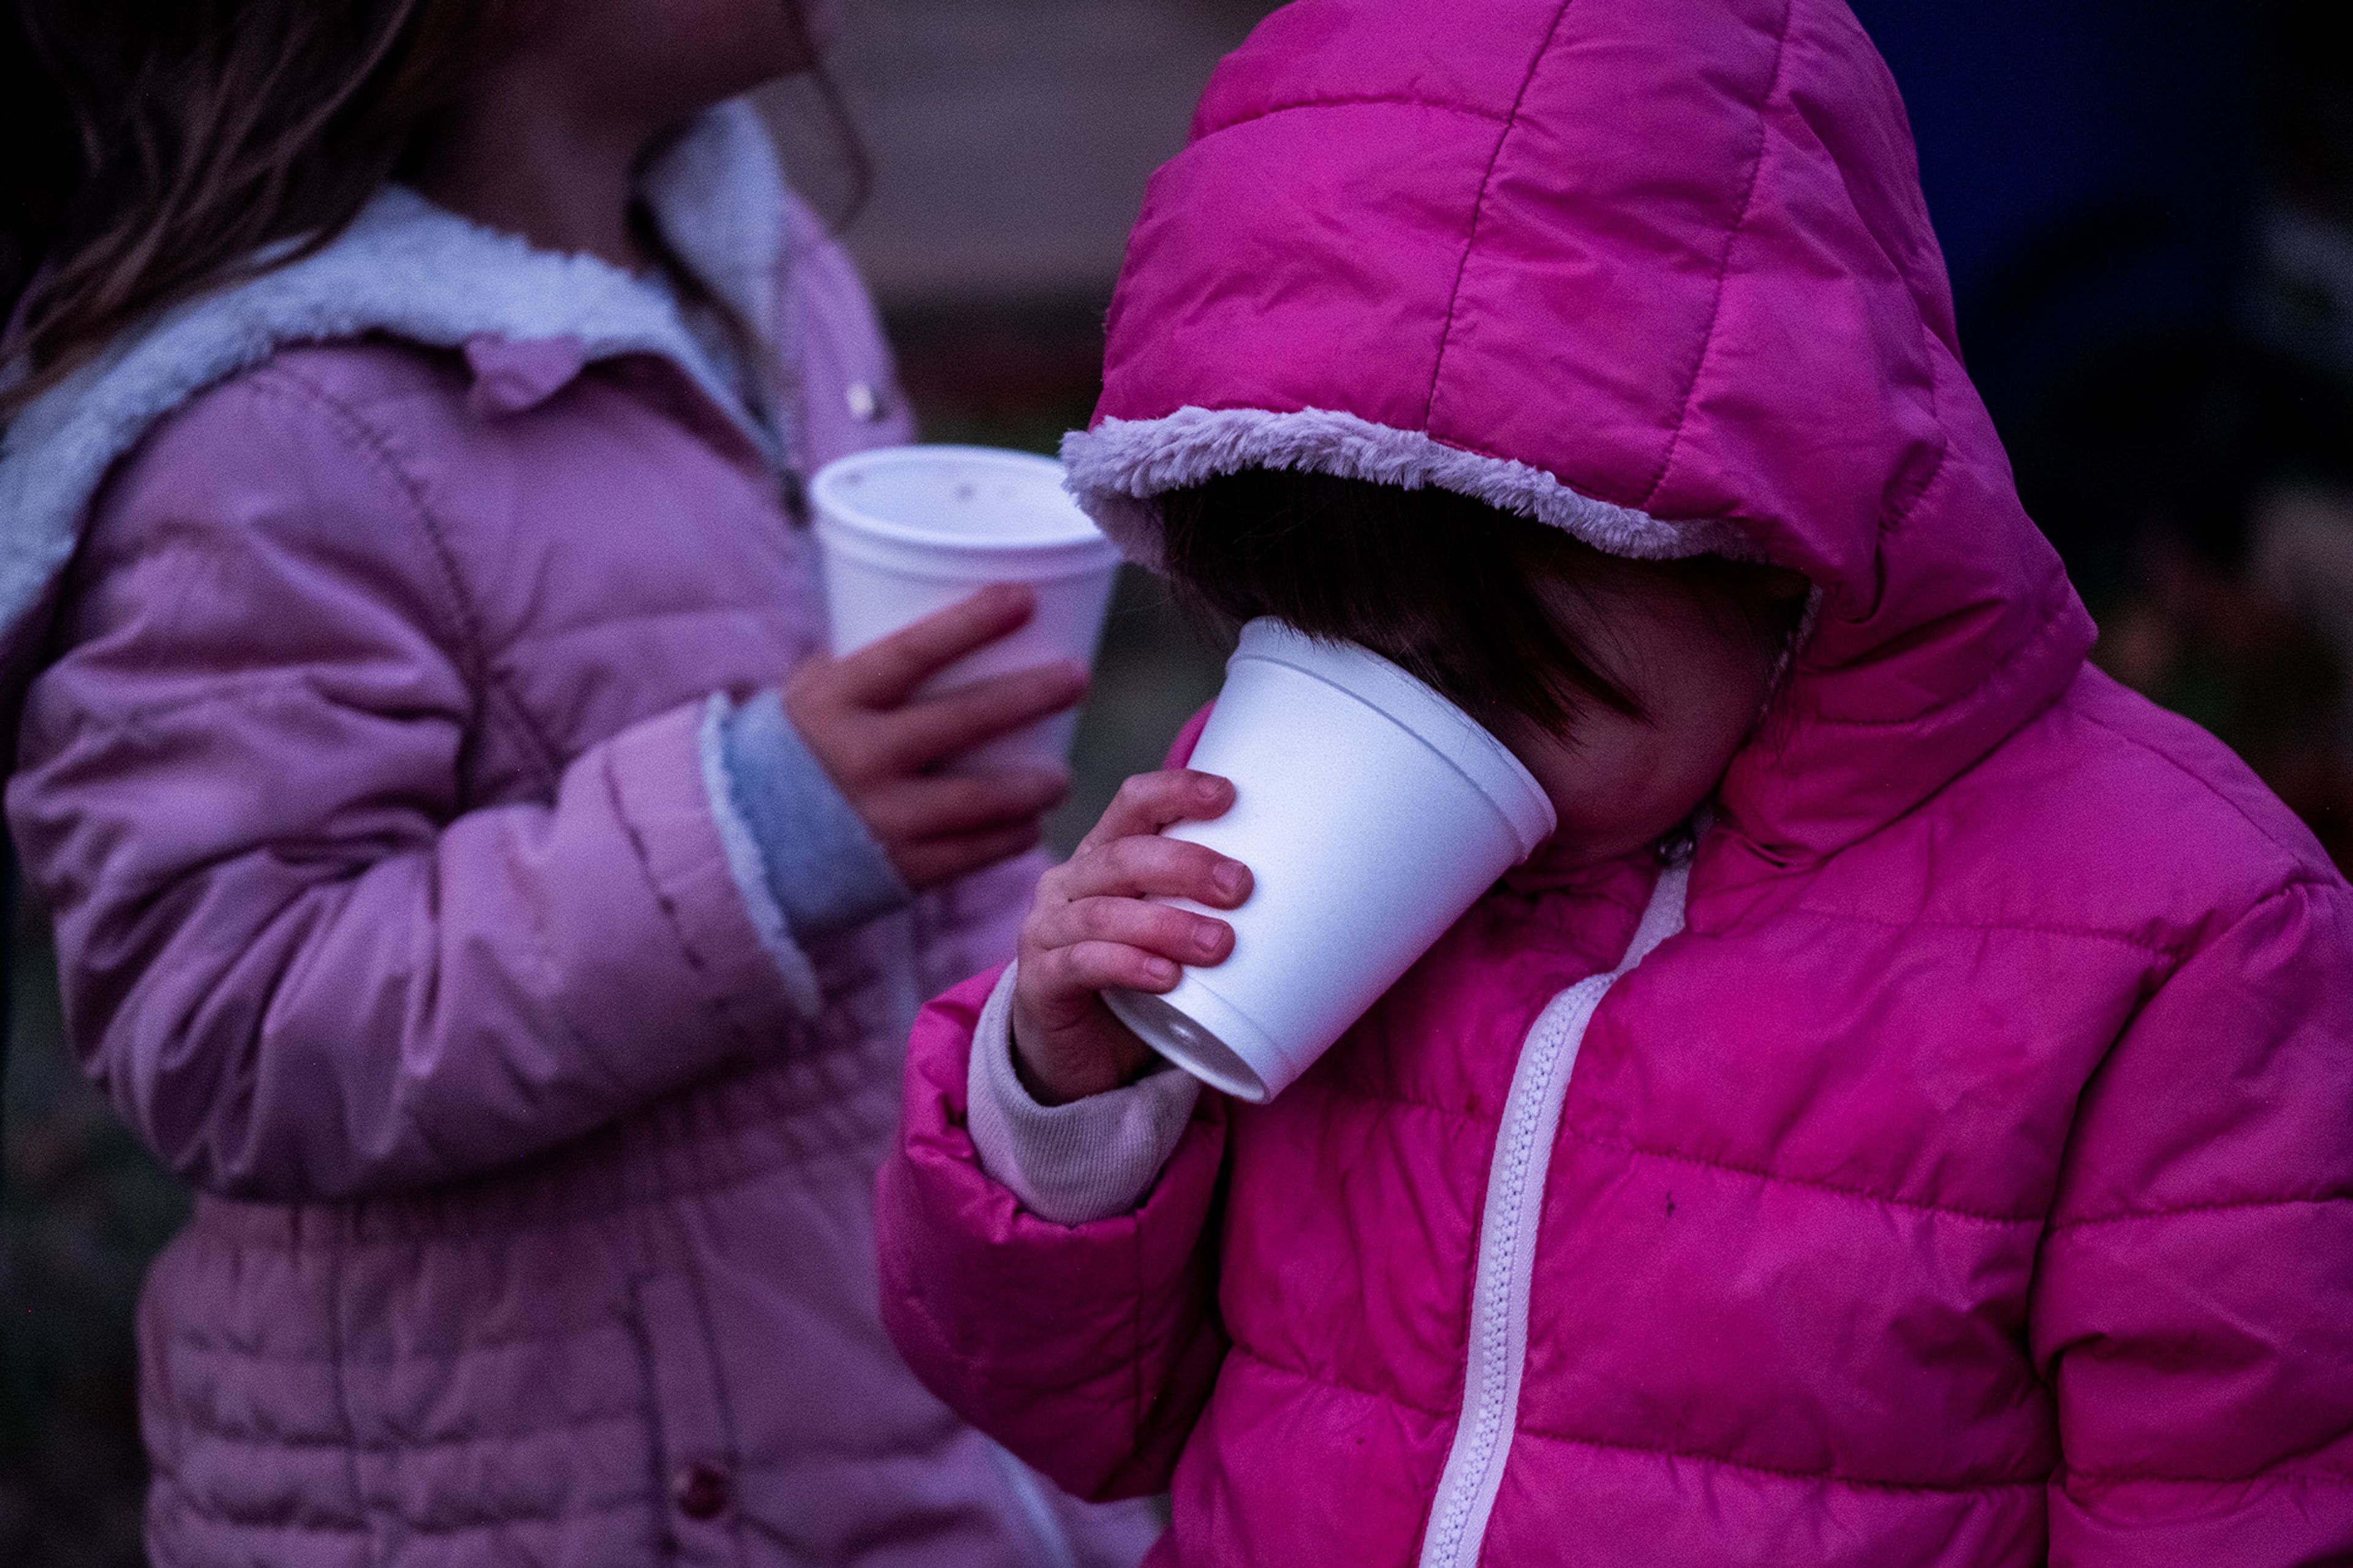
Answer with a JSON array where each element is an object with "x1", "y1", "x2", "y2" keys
[
  {"x1": 0, "y1": 99, "x2": 792, "y2": 646},
  {"x1": 1061, "y1": 404, "x2": 1751, "y2": 570}
]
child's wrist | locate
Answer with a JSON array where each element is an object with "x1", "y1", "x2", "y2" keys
[{"x1": 1008, "y1": 1000, "x2": 1152, "y2": 1106}]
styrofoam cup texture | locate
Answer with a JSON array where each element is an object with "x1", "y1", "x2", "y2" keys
[
  {"x1": 1102, "y1": 618, "x2": 1558, "y2": 1102},
  {"x1": 809, "y1": 445, "x2": 1121, "y2": 771}
]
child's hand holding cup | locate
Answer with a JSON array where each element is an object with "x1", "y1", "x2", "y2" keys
[
  {"x1": 1012, "y1": 768, "x2": 1254, "y2": 1103},
  {"x1": 1018, "y1": 619, "x2": 1558, "y2": 1104},
  {"x1": 794, "y1": 447, "x2": 1122, "y2": 888},
  {"x1": 809, "y1": 447, "x2": 1123, "y2": 768}
]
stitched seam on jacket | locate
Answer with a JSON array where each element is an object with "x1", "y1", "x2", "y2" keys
[
  {"x1": 1226, "y1": 1342, "x2": 1450, "y2": 1418},
  {"x1": 1563, "y1": 1132, "x2": 2044, "y2": 1226},
  {"x1": 43, "y1": 668, "x2": 422, "y2": 732},
  {"x1": 680, "y1": 1260, "x2": 749, "y2": 1512},
  {"x1": 1229, "y1": 1346, "x2": 2044, "y2": 1496},
  {"x1": 882, "y1": 1169, "x2": 1142, "y2": 1405},
  {"x1": 78, "y1": 368, "x2": 483, "y2": 750},
  {"x1": 2059, "y1": 1462, "x2": 2353, "y2": 1488},
  {"x1": 318, "y1": 1224, "x2": 376, "y2": 1567},
  {"x1": 156, "y1": 1408, "x2": 645, "y2": 1452},
  {"x1": 602, "y1": 746, "x2": 760, "y2": 1059},
  {"x1": 1211, "y1": 95, "x2": 1514, "y2": 131},
  {"x1": 1514, "y1": 1424, "x2": 2046, "y2": 1496},
  {"x1": 2075, "y1": 707, "x2": 2340, "y2": 871},
  {"x1": 259, "y1": 362, "x2": 567, "y2": 792},
  {"x1": 1874, "y1": 341, "x2": 1953, "y2": 539},
  {"x1": 167, "y1": 1493, "x2": 654, "y2": 1536},
  {"x1": 1419, "y1": 0, "x2": 1577, "y2": 430},
  {"x1": 1800, "y1": 582, "x2": 2080, "y2": 729},
  {"x1": 165, "y1": 1129, "x2": 889, "y2": 1251},
  {"x1": 247, "y1": 368, "x2": 511, "y2": 755},
  {"x1": 165, "y1": 1321, "x2": 630, "y2": 1365},
  {"x1": 1637, "y1": 0, "x2": 1798, "y2": 510},
  {"x1": 2047, "y1": 1191, "x2": 2352, "y2": 1237},
  {"x1": 2034, "y1": 882, "x2": 2341, "y2": 1243},
  {"x1": 1779, "y1": 904, "x2": 2188, "y2": 959},
  {"x1": 241, "y1": 366, "x2": 480, "y2": 678},
  {"x1": 510, "y1": 602, "x2": 793, "y2": 644}
]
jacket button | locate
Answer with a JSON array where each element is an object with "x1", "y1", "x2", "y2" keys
[
  {"x1": 844, "y1": 381, "x2": 885, "y2": 422},
  {"x1": 673, "y1": 1463, "x2": 732, "y2": 1520}
]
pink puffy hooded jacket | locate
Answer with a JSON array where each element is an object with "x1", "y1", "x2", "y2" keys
[
  {"x1": 875, "y1": 4, "x2": 2353, "y2": 1564},
  {"x1": 1, "y1": 105, "x2": 1158, "y2": 1567}
]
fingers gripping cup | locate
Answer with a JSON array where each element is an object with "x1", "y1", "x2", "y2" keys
[
  {"x1": 1102, "y1": 619, "x2": 1558, "y2": 1103},
  {"x1": 809, "y1": 446, "x2": 1122, "y2": 770}
]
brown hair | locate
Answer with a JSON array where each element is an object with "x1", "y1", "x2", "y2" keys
[
  {"x1": 0, "y1": 0, "x2": 515, "y2": 420},
  {"x1": 1156, "y1": 468, "x2": 1800, "y2": 737}
]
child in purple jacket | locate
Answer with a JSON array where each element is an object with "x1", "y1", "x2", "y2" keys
[
  {"x1": 0, "y1": 1, "x2": 1159, "y2": 1562},
  {"x1": 875, "y1": 2, "x2": 2353, "y2": 1564}
]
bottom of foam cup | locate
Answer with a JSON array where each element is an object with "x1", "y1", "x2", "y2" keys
[{"x1": 1102, "y1": 984, "x2": 1281, "y2": 1104}]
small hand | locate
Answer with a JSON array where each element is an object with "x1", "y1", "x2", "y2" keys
[
  {"x1": 785, "y1": 584, "x2": 1086, "y2": 889},
  {"x1": 1011, "y1": 769, "x2": 1251, "y2": 1104}
]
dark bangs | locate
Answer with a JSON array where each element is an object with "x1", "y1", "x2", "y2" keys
[
  {"x1": 1157, "y1": 469, "x2": 1649, "y2": 735},
  {"x1": 1156, "y1": 469, "x2": 1792, "y2": 737}
]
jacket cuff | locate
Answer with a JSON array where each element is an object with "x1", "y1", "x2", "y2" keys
[
  {"x1": 705, "y1": 689, "x2": 910, "y2": 946},
  {"x1": 607, "y1": 698, "x2": 823, "y2": 1029},
  {"x1": 692, "y1": 694, "x2": 827, "y2": 1017},
  {"x1": 964, "y1": 964, "x2": 1201, "y2": 1225}
]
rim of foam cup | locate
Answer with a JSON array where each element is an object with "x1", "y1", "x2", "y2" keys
[
  {"x1": 810, "y1": 445, "x2": 1120, "y2": 579},
  {"x1": 1232, "y1": 619, "x2": 1558, "y2": 860}
]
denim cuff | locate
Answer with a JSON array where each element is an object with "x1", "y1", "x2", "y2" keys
[
  {"x1": 964, "y1": 964, "x2": 1202, "y2": 1225},
  {"x1": 715, "y1": 689, "x2": 910, "y2": 942}
]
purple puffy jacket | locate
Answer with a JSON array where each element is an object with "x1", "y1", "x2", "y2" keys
[
  {"x1": 876, "y1": 4, "x2": 2353, "y2": 1564},
  {"x1": 0, "y1": 104, "x2": 1159, "y2": 1567}
]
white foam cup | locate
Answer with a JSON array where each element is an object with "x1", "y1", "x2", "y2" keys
[
  {"x1": 1102, "y1": 618, "x2": 1558, "y2": 1103},
  {"x1": 809, "y1": 445, "x2": 1122, "y2": 771}
]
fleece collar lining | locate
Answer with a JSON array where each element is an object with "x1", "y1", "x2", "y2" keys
[{"x1": 0, "y1": 99, "x2": 792, "y2": 642}]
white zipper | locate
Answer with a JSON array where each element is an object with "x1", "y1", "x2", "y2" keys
[{"x1": 1417, "y1": 860, "x2": 1691, "y2": 1568}]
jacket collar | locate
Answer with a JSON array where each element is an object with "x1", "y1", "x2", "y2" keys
[{"x1": 0, "y1": 99, "x2": 795, "y2": 646}]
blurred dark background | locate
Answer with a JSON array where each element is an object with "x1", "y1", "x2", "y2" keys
[{"x1": 7, "y1": 1, "x2": 2351, "y2": 1560}]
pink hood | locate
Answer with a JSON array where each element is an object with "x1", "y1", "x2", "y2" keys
[{"x1": 1060, "y1": 0, "x2": 2093, "y2": 860}]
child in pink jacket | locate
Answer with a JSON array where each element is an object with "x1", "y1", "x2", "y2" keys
[
  {"x1": 876, "y1": 1, "x2": 2353, "y2": 1564},
  {"x1": 0, "y1": 1, "x2": 1160, "y2": 1563}
]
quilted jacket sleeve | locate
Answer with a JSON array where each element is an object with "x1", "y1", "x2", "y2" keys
[
  {"x1": 875, "y1": 964, "x2": 1231, "y2": 1501},
  {"x1": 772, "y1": 185, "x2": 1057, "y2": 1006},
  {"x1": 6, "y1": 366, "x2": 810, "y2": 1202},
  {"x1": 2031, "y1": 875, "x2": 2353, "y2": 1563}
]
